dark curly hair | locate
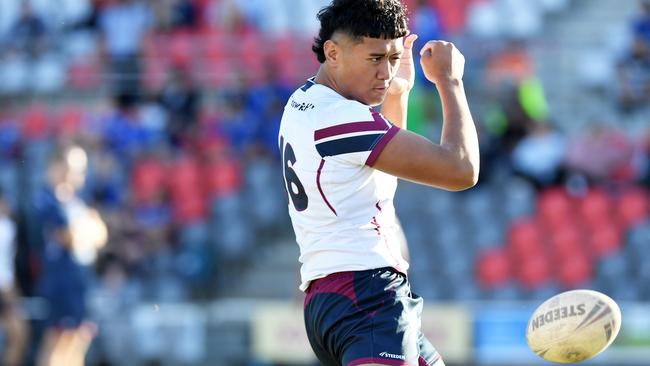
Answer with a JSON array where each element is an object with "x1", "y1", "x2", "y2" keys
[{"x1": 312, "y1": 0, "x2": 409, "y2": 63}]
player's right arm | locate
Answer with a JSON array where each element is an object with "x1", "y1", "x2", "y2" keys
[{"x1": 372, "y1": 41, "x2": 480, "y2": 191}]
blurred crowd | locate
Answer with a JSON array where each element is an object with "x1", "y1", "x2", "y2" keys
[{"x1": 0, "y1": 0, "x2": 648, "y2": 365}]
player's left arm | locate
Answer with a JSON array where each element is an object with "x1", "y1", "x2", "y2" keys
[{"x1": 381, "y1": 34, "x2": 418, "y2": 129}]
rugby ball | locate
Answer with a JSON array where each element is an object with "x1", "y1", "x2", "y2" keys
[{"x1": 526, "y1": 289, "x2": 621, "y2": 363}]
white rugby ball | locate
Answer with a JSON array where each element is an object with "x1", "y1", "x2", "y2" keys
[{"x1": 526, "y1": 289, "x2": 621, "y2": 363}]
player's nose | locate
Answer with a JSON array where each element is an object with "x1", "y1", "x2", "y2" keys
[{"x1": 376, "y1": 59, "x2": 391, "y2": 80}]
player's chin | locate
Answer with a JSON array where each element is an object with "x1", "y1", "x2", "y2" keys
[{"x1": 366, "y1": 90, "x2": 388, "y2": 106}]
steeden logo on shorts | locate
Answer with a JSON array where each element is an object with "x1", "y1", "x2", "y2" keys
[{"x1": 379, "y1": 351, "x2": 406, "y2": 360}]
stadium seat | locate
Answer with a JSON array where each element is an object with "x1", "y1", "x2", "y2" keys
[
  {"x1": 588, "y1": 223, "x2": 623, "y2": 258},
  {"x1": 528, "y1": 282, "x2": 560, "y2": 301},
  {"x1": 548, "y1": 224, "x2": 584, "y2": 262},
  {"x1": 556, "y1": 252, "x2": 592, "y2": 288},
  {"x1": 32, "y1": 55, "x2": 66, "y2": 93},
  {"x1": 238, "y1": 32, "x2": 265, "y2": 83},
  {"x1": 198, "y1": 28, "x2": 236, "y2": 88},
  {"x1": 67, "y1": 59, "x2": 101, "y2": 90},
  {"x1": 595, "y1": 252, "x2": 629, "y2": 283},
  {"x1": 56, "y1": 103, "x2": 84, "y2": 137},
  {"x1": 476, "y1": 247, "x2": 511, "y2": 289},
  {"x1": 203, "y1": 156, "x2": 242, "y2": 199},
  {"x1": 507, "y1": 218, "x2": 542, "y2": 259},
  {"x1": 466, "y1": 0, "x2": 500, "y2": 39},
  {"x1": 498, "y1": 0, "x2": 543, "y2": 39},
  {"x1": 534, "y1": 0, "x2": 569, "y2": 13},
  {"x1": 132, "y1": 157, "x2": 167, "y2": 204},
  {"x1": 616, "y1": 187, "x2": 649, "y2": 228},
  {"x1": 21, "y1": 104, "x2": 50, "y2": 140},
  {"x1": 168, "y1": 30, "x2": 195, "y2": 68},
  {"x1": 172, "y1": 193, "x2": 207, "y2": 224},
  {"x1": 168, "y1": 156, "x2": 203, "y2": 201},
  {"x1": 578, "y1": 188, "x2": 613, "y2": 228},
  {"x1": 537, "y1": 187, "x2": 573, "y2": 228},
  {"x1": 431, "y1": 0, "x2": 472, "y2": 34},
  {"x1": 515, "y1": 254, "x2": 551, "y2": 289},
  {"x1": 143, "y1": 57, "x2": 169, "y2": 92}
]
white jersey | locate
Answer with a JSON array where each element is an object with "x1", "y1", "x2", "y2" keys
[
  {"x1": 0, "y1": 216, "x2": 16, "y2": 291},
  {"x1": 279, "y1": 78, "x2": 409, "y2": 291}
]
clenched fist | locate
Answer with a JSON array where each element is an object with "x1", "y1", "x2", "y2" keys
[{"x1": 419, "y1": 41, "x2": 465, "y2": 85}]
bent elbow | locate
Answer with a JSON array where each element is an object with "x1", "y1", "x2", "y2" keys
[{"x1": 445, "y1": 162, "x2": 480, "y2": 191}]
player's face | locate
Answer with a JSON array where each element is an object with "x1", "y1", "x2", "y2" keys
[{"x1": 335, "y1": 36, "x2": 403, "y2": 106}]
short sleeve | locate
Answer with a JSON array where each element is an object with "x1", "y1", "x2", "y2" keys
[{"x1": 313, "y1": 102, "x2": 400, "y2": 167}]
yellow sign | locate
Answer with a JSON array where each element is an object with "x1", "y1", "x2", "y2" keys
[
  {"x1": 252, "y1": 301, "x2": 472, "y2": 364},
  {"x1": 251, "y1": 302, "x2": 316, "y2": 364},
  {"x1": 421, "y1": 305, "x2": 472, "y2": 364}
]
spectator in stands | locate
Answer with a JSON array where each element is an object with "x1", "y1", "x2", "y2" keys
[
  {"x1": 0, "y1": 190, "x2": 28, "y2": 366},
  {"x1": 98, "y1": 0, "x2": 152, "y2": 98},
  {"x1": 103, "y1": 93, "x2": 154, "y2": 164},
  {"x1": 616, "y1": 37, "x2": 650, "y2": 111},
  {"x1": 481, "y1": 40, "x2": 547, "y2": 153},
  {"x1": 9, "y1": 1, "x2": 48, "y2": 58},
  {"x1": 151, "y1": 0, "x2": 198, "y2": 31},
  {"x1": 565, "y1": 123, "x2": 637, "y2": 184},
  {"x1": 169, "y1": 0, "x2": 198, "y2": 29},
  {"x1": 511, "y1": 122, "x2": 567, "y2": 189},
  {"x1": 206, "y1": 0, "x2": 253, "y2": 34},
  {"x1": 215, "y1": 91, "x2": 260, "y2": 158},
  {"x1": 642, "y1": 127, "x2": 650, "y2": 187},
  {"x1": 35, "y1": 149, "x2": 96, "y2": 366},
  {"x1": 633, "y1": 0, "x2": 650, "y2": 47},
  {"x1": 158, "y1": 66, "x2": 199, "y2": 148}
]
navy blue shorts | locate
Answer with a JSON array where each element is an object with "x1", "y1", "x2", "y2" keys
[{"x1": 303, "y1": 267, "x2": 442, "y2": 366}]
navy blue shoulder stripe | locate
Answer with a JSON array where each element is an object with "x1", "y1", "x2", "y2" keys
[
  {"x1": 301, "y1": 80, "x2": 315, "y2": 92},
  {"x1": 316, "y1": 133, "x2": 384, "y2": 157}
]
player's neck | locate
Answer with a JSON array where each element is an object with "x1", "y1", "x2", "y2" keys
[{"x1": 314, "y1": 66, "x2": 341, "y2": 96}]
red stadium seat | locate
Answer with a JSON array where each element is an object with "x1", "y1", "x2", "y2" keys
[
  {"x1": 168, "y1": 156, "x2": 203, "y2": 200},
  {"x1": 507, "y1": 218, "x2": 542, "y2": 259},
  {"x1": 537, "y1": 187, "x2": 573, "y2": 228},
  {"x1": 616, "y1": 187, "x2": 649, "y2": 228},
  {"x1": 22, "y1": 104, "x2": 50, "y2": 140},
  {"x1": 269, "y1": 34, "x2": 302, "y2": 83},
  {"x1": 579, "y1": 188, "x2": 612, "y2": 228},
  {"x1": 143, "y1": 57, "x2": 169, "y2": 92},
  {"x1": 477, "y1": 248, "x2": 511, "y2": 288},
  {"x1": 132, "y1": 158, "x2": 167, "y2": 204},
  {"x1": 201, "y1": 27, "x2": 228, "y2": 62},
  {"x1": 199, "y1": 27, "x2": 237, "y2": 88},
  {"x1": 516, "y1": 254, "x2": 551, "y2": 289},
  {"x1": 168, "y1": 30, "x2": 195, "y2": 68},
  {"x1": 56, "y1": 104, "x2": 83, "y2": 137},
  {"x1": 557, "y1": 252, "x2": 592, "y2": 288},
  {"x1": 588, "y1": 224, "x2": 623, "y2": 258},
  {"x1": 67, "y1": 60, "x2": 101, "y2": 90},
  {"x1": 203, "y1": 156, "x2": 242, "y2": 199},
  {"x1": 431, "y1": 0, "x2": 473, "y2": 34},
  {"x1": 238, "y1": 32, "x2": 265, "y2": 83},
  {"x1": 172, "y1": 193, "x2": 207, "y2": 224},
  {"x1": 548, "y1": 223, "x2": 585, "y2": 262}
]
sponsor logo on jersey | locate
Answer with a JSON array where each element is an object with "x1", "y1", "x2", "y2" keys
[
  {"x1": 290, "y1": 100, "x2": 315, "y2": 111},
  {"x1": 379, "y1": 351, "x2": 406, "y2": 360}
]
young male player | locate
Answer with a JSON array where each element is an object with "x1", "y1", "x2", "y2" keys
[{"x1": 278, "y1": 1, "x2": 480, "y2": 365}]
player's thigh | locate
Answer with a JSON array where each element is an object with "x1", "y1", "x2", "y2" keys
[{"x1": 418, "y1": 328, "x2": 445, "y2": 366}]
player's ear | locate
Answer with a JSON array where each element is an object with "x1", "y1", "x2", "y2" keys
[{"x1": 323, "y1": 39, "x2": 340, "y2": 65}]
